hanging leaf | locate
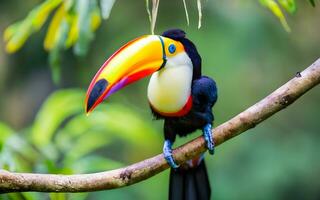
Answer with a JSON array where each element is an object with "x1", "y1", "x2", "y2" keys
[
  {"x1": 279, "y1": 0, "x2": 297, "y2": 13},
  {"x1": 4, "y1": 20, "x2": 33, "y2": 53},
  {"x1": 73, "y1": 0, "x2": 96, "y2": 56},
  {"x1": 309, "y1": 0, "x2": 316, "y2": 7},
  {"x1": 65, "y1": 13, "x2": 79, "y2": 48},
  {"x1": 145, "y1": 0, "x2": 152, "y2": 23},
  {"x1": 4, "y1": 0, "x2": 63, "y2": 53},
  {"x1": 32, "y1": 0, "x2": 63, "y2": 30},
  {"x1": 49, "y1": 19, "x2": 70, "y2": 84},
  {"x1": 100, "y1": 0, "x2": 116, "y2": 19},
  {"x1": 197, "y1": 0, "x2": 202, "y2": 29},
  {"x1": 260, "y1": 0, "x2": 291, "y2": 32},
  {"x1": 3, "y1": 22, "x2": 21, "y2": 42},
  {"x1": 150, "y1": 0, "x2": 160, "y2": 34},
  {"x1": 44, "y1": 4, "x2": 66, "y2": 50},
  {"x1": 182, "y1": 0, "x2": 190, "y2": 26}
]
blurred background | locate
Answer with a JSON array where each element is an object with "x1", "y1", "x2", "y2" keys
[{"x1": 0, "y1": 1, "x2": 319, "y2": 200}]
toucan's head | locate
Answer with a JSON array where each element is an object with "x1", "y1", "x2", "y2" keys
[{"x1": 85, "y1": 29, "x2": 201, "y2": 113}]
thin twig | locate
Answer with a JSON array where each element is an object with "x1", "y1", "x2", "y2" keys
[{"x1": 0, "y1": 58, "x2": 319, "y2": 193}]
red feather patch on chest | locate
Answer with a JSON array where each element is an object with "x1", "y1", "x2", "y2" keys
[{"x1": 150, "y1": 95, "x2": 193, "y2": 117}]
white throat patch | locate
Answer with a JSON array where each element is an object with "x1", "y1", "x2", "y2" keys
[{"x1": 147, "y1": 52, "x2": 193, "y2": 113}]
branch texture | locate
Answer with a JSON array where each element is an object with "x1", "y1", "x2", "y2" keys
[{"x1": 1, "y1": 59, "x2": 320, "y2": 193}]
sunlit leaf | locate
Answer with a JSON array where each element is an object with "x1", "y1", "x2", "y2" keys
[
  {"x1": 4, "y1": 0, "x2": 62, "y2": 53},
  {"x1": 44, "y1": 4, "x2": 66, "y2": 50},
  {"x1": 279, "y1": 0, "x2": 297, "y2": 13},
  {"x1": 260, "y1": 0, "x2": 291, "y2": 32},
  {"x1": 32, "y1": 0, "x2": 63, "y2": 30},
  {"x1": 65, "y1": 14, "x2": 79, "y2": 48},
  {"x1": 31, "y1": 89, "x2": 84, "y2": 147},
  {"x1": 4, "y1": 20, "x2": 32, "y2": 53},
  {"x1": 90, "y1": 7, "x2": 102, "y2": 31},
  {"x1": 3, "y1": 22, "x2": 21, "y2": 42},
  {"x1": 100, "y1": 0, "x2": 116, "y2": 19}
]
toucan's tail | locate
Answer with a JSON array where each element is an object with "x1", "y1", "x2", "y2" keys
[{"x1": 169, "y1": 158, "x2": 211, "y2": 200}]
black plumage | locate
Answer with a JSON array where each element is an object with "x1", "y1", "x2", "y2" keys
[{"x1": 151, "y1": 29, "x2": 218, "y2": 200}]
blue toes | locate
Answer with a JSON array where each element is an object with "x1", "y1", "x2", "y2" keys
[
  {"x1": 203, "y1": 124, "x2": 215, "y2": 155},
  {"x1": 163, "y1": 140, "x2": 179, "y2": 169}
]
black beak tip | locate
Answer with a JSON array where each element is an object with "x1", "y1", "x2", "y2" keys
[{"x1": 86, "y1": 79, "x2": 109, "y2": 113}]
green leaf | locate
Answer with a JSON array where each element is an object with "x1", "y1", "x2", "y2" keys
[
  {"x1": 49, "y1": 18, "x2": 71, "y2": 84},
  {"x1": 55, "y1": 103, "x2": 160, "y2": 164},
  {"x1": 260, "y1": 0, "x2": 291, "y2": 32},
  {"x1": 31, "y1": 89, "x2": 85, "y2": 147},
  {"x1": 309, "y1": 0, "x2": 316, "y2": 7},
  {"x1": 50, "y1": 193, "x2": 66, "y2": 200},
  {"x1": 279, "y1": 0, "x2": 297, "y2": 13},
  {"x1": 63, "y1": 130, "x2": 113, "y2": 164},
  {"x1": 68, "y1": 193, "x2": 89, "y2": 200},
  {"x1": 4, "y1": 0, "x2": 62, "y2": 53},
  {"x1": 74, "y1": 0, "x2": 95, "y2": 56},
  {"x1": 32, "y1": 0, "x2": 63, "y2": 30},
  {"x1": 4, "y1": 20, "x2": 33, "y2": 53},
  {"x1": 100, "y1": 0, "x2": 116, "y2": 19},
  {"x1": 0, "y1": 122, "x2": 14, "y2": 148}
]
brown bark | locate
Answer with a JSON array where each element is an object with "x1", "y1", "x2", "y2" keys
[{"x1": 0, "y1": 58, "x2": 319, "y2": 193}]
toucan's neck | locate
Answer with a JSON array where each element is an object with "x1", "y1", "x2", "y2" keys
[
  {"x1": 161, "y1": 30, "x2": 202, "y2": 80},
  {"x1": 179, "y1": 38, "x2": 202, "y2": 80}
]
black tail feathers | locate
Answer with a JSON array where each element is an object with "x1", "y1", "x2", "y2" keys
[{"x1": 169, "y1": 160, "x2": 211, "y2": 200}]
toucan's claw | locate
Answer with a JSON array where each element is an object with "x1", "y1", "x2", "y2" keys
[
  {"x1": 203, "y1": 124, "x2": 215, "y2": 155},
  {"x1": 163, "y1": 140, "x2": 179, "y2": 169}
]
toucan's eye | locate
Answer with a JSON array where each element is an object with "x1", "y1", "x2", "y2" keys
[{"x1": 168, "y1": 44, "x2": 176, "y2": 54}]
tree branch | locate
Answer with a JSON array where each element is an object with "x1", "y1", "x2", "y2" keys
[{"x1": 1, "y1": 59, "x2": 320, "y2": 193}]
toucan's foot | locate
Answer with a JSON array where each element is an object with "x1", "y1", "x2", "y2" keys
[
  {"x1": 163, "y1": 140, "x2": 179, "y2": 169},
  {"x1": 203, "y1": 124, "x2": 215, "y2": 155}
]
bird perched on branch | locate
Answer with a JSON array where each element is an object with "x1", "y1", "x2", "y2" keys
[{"x1": 85, "y1": 29, "x2": 218, "y2": 200}]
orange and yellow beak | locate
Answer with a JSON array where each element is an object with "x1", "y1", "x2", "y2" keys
[{"x1": 85, "y1": 35, "x2": 184, "y2": 113}]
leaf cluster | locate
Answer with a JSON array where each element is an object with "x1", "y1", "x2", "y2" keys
[{"x1": 0, "y1": 89, "x2": 160, "y2": 200}]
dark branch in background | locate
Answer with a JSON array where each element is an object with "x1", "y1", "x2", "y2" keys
[{"x1": 0, "y1": 59, "x2": 319, "y2": 193}]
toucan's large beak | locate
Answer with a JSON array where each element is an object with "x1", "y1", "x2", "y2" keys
[{"x1": 85, "y1": 35, "x2": 169, "y2": 113}]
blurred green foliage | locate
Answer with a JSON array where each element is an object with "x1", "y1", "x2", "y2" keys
[
  {"x1": 0, "y1": 0, "x2": 320, "y2": 200},
  {"x1": 0, "y1": 89, "x2": 161, "y2": 200},
  {"x1": 2, "y1": 0, "x2": 315, "y2": 83}
]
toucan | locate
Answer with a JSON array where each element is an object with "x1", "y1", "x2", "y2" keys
[{"x1": 85, "y1": 29, "x2": 218, "y2": 200}]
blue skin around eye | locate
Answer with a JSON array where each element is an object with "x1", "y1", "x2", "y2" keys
[{"x1": 168, "y1": 44, "x2": 176, "y2": 54}]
